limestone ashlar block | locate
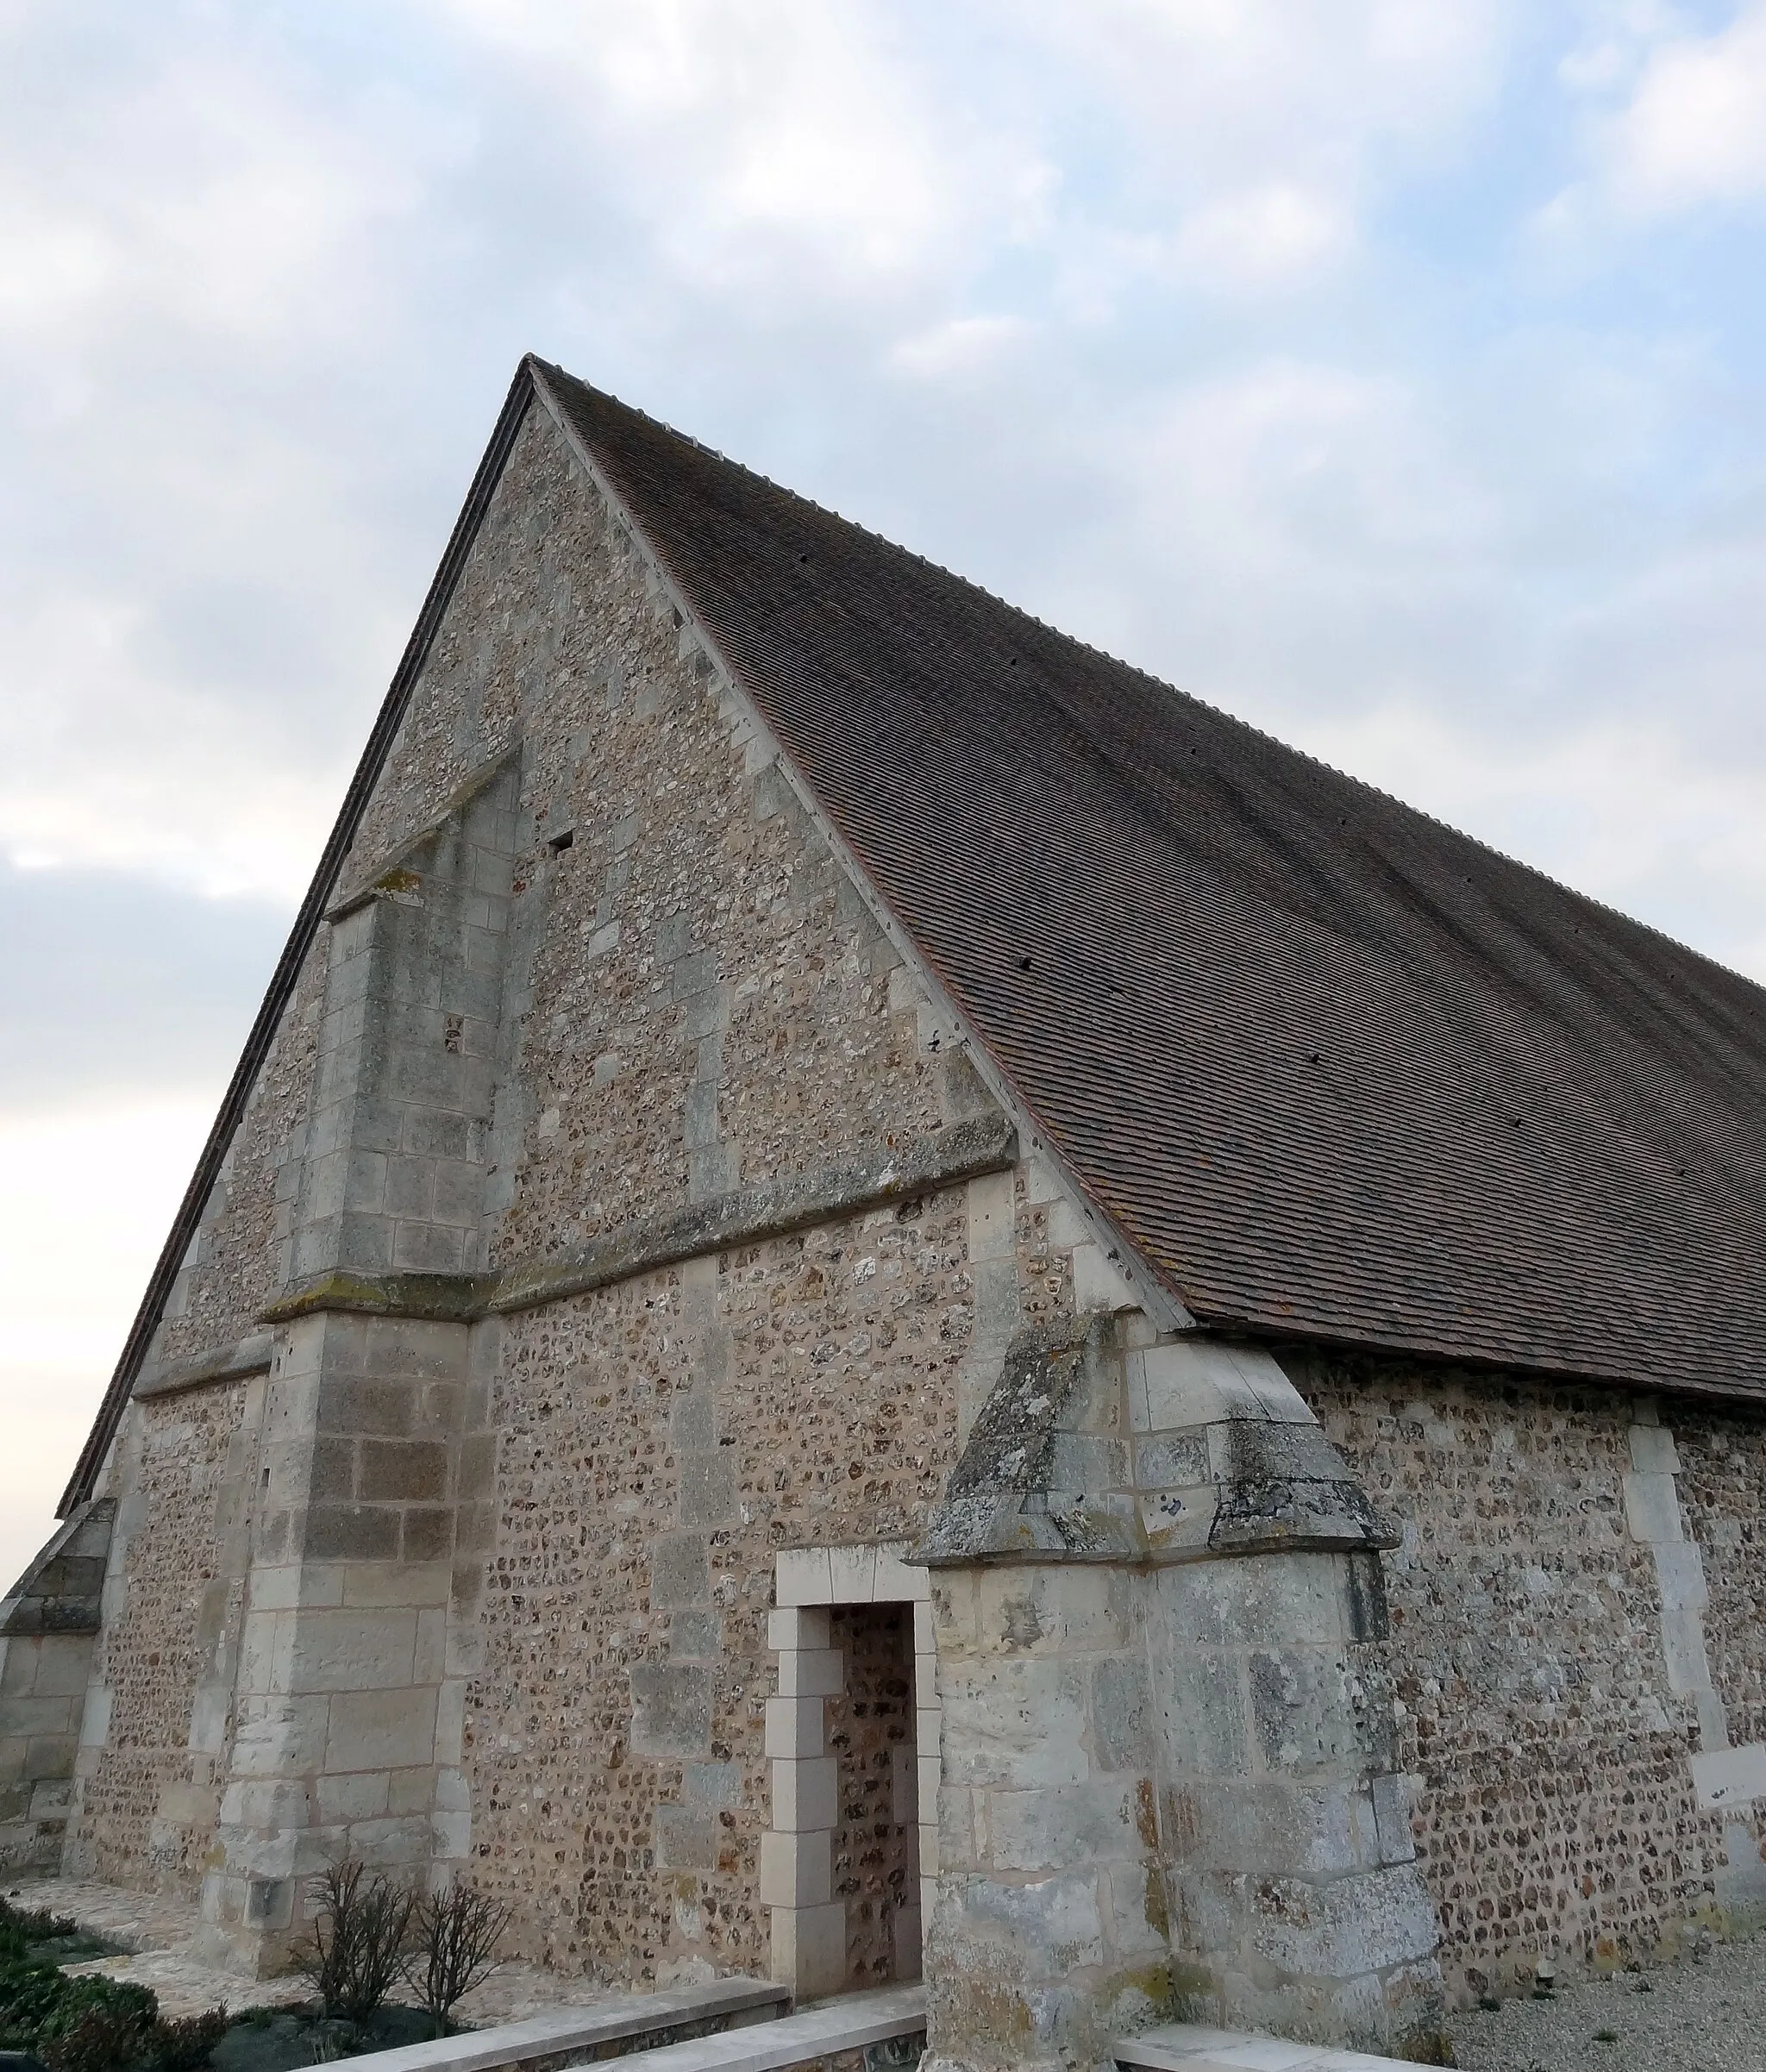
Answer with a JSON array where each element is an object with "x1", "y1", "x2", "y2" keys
[
  {"x1": 654, "y1": 1803, "x2": 717, "y2": 1870},
  {"x1": 318, "y1": 1770, "x2": 393, "y2": 1824},
  {"x1": 1691, "y1": 1742, "x2": 1766, "y2": 1810},
  {"x1": 767, "y1": 1606, "x2": 832, "y2": 1653},
  {"x1": 771, "y1": 1756, "x2": 838, "y2": 1832},
  {"x1": 917, "y1": 1755, "x2": 942, "y2": 1816},
  {"x1": 1101, "y1": 1860, "x2": 1172, "y2": 1962},
  {"x1": 1157, "y1": 1548, "x2": 1352, "y2": 1651},
  {"x1": 315, "y1": 1374, "x2": 416, "y2": 1439},
  {"x1": 764, "y1": 1695, "x2": 827, "y2": 1761},
  {"x1": 338, "y1": 1561, "x2": 452, "y2": 1609},
  {"x1": 983, "y1": 1778, "x2": 1140, "y2": 1874},
  {"x1": 936, "y1": 1658, "x2": 1087, "y2": 1788},
  {"x1": 324, "y1": 1686, "x2": 438, "y2": 1773},
  {"x1": 1148, "y1": 1643, "x2": 1249, "y2": 1780},
  {"x1": 1249, "y1": 1860, "x2": 1440, "y2": 1983},
  {"x1": 1088, "y1": 1653, "x2": 1156, "y2": 1775},
  {"x1": 1248, "y1": 1647, "x2": 1389, "y2": 1777},
  {"x1": 225, "y1": 1694, "x2": 331, "y2": 1778},
  {"x1": 630, "y1": 1662, "x2": 712, "y2": 1759},
  {"x1": 1622, "y1": 1468, "x2": 1684, "y2": 1545},
  {"x1": 974, "y1": 1564, "x2": 1124, "y2": 1656},
  {"x1": 358, "y1": 1439, "x2": 448, "y2": 1502},
  {"x1": 1170, "y1": 1773, "x2": 1387, "y2": 1881},
  {"x1": 966, "y1": 1168, "x2": 1015, "y2": 1264},
  {"x1": 1070, "y1": 1241, "x2": 1139, "y2": 1314},
  {"x1": 304, "y1": 1505, "x2": 402, "y2": 1562},
  {"x1": 286, "y1": 1609, "x2": 420, "y2": 1695},
  {"x1": 400, "y1": 1507, "x2": 454, "y2": 1562},
  {"x1": 431, "y1": 1766, "x2": 472, "y2": 1859},
  {"x1": 768, "y1": 1899, "x2": 846, "y2": 1997},
  {"x1": 776, "y1": 1648, "x2": 843, "y2": 1699},
  {"x1": 826, "y1": 1543, "x2": 878, "y2": 1603},
  {"x1": 873, "y1": 1542, "x2": 930, "y2": 1603},
  {"x1": 774, "y1": 1548, "x2": 835, "y2": 1607},
  {"x1": 1131, "y1": 1339, "x2": 1315, "y2": 1433},
  {"x1": 1629, "y1": 1423, "x2": 1681, "y2": 1474},
  {"x1": 22, "y1": 1735, "x2": 77, "y2": 1783},
  {"x1": 759, "y1": 1826, "x2": 833, "y2": 1906},
  {"x1": 391, "y1": 1222, "x2": 466, "y2": 1274},
  {"x1": 934, "y1": 1862, "x2": 1108, "y2": 1973}
]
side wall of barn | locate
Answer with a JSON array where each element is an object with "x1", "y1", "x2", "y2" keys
[{"x1": 1299, "y1": 1353, "x2": 1766, "y2": 2001}]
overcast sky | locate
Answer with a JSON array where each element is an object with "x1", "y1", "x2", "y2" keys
[{"x1": 6, "y1": 0, "x2": 1766, "y2": 1583}]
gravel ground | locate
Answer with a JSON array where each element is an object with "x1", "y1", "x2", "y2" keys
[{"x1": 1451, "y1": 1937, "x2": 1766, "y2": 2072}]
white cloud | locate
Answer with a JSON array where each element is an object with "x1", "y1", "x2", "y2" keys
[
  {"x1": 889, "y1": 313, "x2": 1032, "y2": 379},
  {"x1": 1171, "y1": 182, "x2": 1355, "y2": 293},
  {"x1": 1546, "y1": 2, "x2": 1766, "y2": 232},
  {"x1": 0, "y1": 43, "x2": 441, "y2": 358},
  {"x1": 1606, "y1": 4, "x2": 1766, "y2": 213},
  {"x1": 431, "y1": 0, "x2": 1049, "y2": 300}
]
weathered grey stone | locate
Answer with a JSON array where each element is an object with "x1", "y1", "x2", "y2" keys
[
  {"x1": 631, "y1": 1662, "x2": 713, "y2": 1758},
  {"x1": 1090, "y1": 1655, "x2": 1156, "y2": 1775},
  {"x1": 654, "y1": 1803, "x2": 717, "y2": 1869},
  {"x1": 651, "y1": 1532, "x2": 709, "y2": 1609}
]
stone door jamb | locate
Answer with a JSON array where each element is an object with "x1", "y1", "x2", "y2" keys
[{"x1": 763, "y1": 1543, "x2": 936, "y2": 1997}]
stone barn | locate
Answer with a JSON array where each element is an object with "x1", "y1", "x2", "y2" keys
[{"x1": 7, "y1": 354, "x2": 1766, "y2": 2070}]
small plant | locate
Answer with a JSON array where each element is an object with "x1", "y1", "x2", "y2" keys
[
  {"x1": 295, "y1": 1861, "x2": 417, "y2": 2025},
  {"x1": 402, "y1": 1884, "x2": 512, "y2": 2036},
  {"x1": 36, "y1": 1999, "x2": 157, "y2": 2072}
]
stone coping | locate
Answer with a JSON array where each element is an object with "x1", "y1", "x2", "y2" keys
[
  {"x1": 1113, "y1": 2022, "x2": 1423, "y2": 2072},
  {"x1": 598, "y1": 1986, "x2": 924, "y2": 2072},
  {"x1": 317, "y1": 1978, "x2": 791, "y2": 2072},
  {"x1": 134, "y1": 1334, "x2": 274, "y2": 1402}
]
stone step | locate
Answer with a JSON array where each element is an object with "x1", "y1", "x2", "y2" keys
[
  {"x1": 1115, "y1": 2023, "x2": 1425, "y2": 2072},
  {"x1": 339, "y1": 1977, "x2": 791, "y2": 2072},
  {"x1": 591, "y1": 1986, "x2": 926, "y2": 2072}
]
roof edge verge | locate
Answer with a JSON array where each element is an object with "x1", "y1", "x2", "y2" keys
[{"x1": 57, "y1": 359, "x2": 541, "y2": 1515}]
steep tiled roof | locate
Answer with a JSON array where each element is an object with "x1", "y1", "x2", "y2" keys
[{"x1": 545, "y1": 361, "x2": 1766, "y2": 1401}]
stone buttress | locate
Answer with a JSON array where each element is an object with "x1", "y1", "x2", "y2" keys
[
  {"x1": 911, "y1": 1318, "x2": 1445, "y2": 2070},
  {"x1": 187, "y1": 754, "x2": 523, "y2": 1968}
]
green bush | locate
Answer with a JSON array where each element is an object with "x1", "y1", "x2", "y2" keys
[
  {"x1": 0, "y1": 1902, "x2": 230, "y2": 2072},
  {"x1": 0, "y1": 1901, "x2": 83, "y2": 1966}
]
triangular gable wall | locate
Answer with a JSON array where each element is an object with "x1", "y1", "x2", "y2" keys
[{"x1": 63, "y1": 357, "x2": 1168, "y2": 1513}]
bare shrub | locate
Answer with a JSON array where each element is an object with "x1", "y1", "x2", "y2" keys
[
  {"x1": 295, "y1": 1861, "x2": 416, "y2": 2025},
  {"x1": 402, "y1": 1885, "x2": 512, "y2": 2035}
]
